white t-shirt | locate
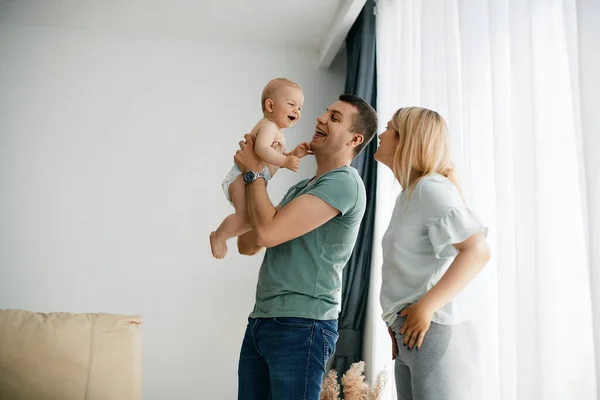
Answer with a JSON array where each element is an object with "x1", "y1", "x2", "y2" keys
[{"x1": 380, "y1": 173, "x2": 488, "y2": 326}]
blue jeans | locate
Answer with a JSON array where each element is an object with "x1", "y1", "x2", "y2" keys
[{"x1": 238, "y1": 317, "x2": 339, "y2": 400}]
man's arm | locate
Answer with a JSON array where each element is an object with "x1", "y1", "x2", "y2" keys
[
  {"x1": 237, "y1": 205, "x2": 281, "y2": 256},
  {"x1": 237, "y1": 229, "x2": 263, "y2": 256},
  {"x1": 234, "y1": 133, "x2": 340, "y2": 248},
  {"x1": 245, "y1": 180, "x2": 339, "y2": 248}
]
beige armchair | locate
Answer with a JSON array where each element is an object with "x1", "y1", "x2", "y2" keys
[{"x1": 0, "y1": 310, "x2": 142, "y2": 400}]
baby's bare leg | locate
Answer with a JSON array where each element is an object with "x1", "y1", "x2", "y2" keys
[
  {"x1": 220, "y1": 177, "x2": 252, "y2": 236},
  {"x1": 210, "y1": 176, "x2": 251, "y2": 259}
]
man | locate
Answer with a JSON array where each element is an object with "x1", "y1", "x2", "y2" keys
[{"x1": 234, "y1": 94, "x2": 378, "y2": 399}]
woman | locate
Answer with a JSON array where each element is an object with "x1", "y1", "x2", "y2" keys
[{"x1": 374, "y1": 107, "x2": 491, "y2": 399}]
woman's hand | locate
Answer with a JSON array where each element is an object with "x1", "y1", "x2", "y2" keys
[
  {"x1": 387, "y1": 325, "x2": 399, "y2": 360},
  {"x1": 398, "y1": 301, "x2": 435, "y2": 350}
]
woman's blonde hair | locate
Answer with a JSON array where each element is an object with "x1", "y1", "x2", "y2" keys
[{"x1": 390, "y1": 107, "x2": 460, "y2": 195}]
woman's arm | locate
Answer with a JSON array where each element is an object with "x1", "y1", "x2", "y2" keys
[
  {"x1": 399, "y1": 232, "x2": 491, "y2": 350},
  {"x1": 418, "y1": 232, "x2": 491, "y2": 312}
]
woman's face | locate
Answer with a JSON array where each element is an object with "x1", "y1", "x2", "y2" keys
[{"x1": 374, "y1": 121, "x2": 399, "y2": 170}]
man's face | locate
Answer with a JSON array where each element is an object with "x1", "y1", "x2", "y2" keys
[{"x1": 310, "y1": 101, "x2": 358, "y2": 155}]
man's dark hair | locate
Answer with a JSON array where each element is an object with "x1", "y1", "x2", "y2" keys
[{"x1": 339, "y1": 94, "x2": 378, "y2": 157}]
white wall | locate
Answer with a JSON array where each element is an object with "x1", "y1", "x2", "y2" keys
[{"x1": 0, "y1": 21, "x2": 345, "y2": 399}]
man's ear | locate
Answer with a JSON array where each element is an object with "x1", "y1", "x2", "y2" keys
[
  {"x1": 265, "y1": 98, "x2": 274, "y2": 113},
  {"x1": 348, "y1": 133, "x2": 364, "y2": 147}
]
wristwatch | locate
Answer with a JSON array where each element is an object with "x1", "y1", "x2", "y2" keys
[{"x1": 242, "y1": 171, "x2": 265, "y2": 184}]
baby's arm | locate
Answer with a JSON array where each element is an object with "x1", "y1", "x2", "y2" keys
[{"x1": 255, "y1": 122, "x2": 299, "y2": 171}]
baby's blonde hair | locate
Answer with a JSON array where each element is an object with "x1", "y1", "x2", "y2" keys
[
  {"x1": 390, "y1": 107, "x2": 460, "y2": 196},
  {"x1": 261, "y1": 78, "x2": 302, "y2": 113}
]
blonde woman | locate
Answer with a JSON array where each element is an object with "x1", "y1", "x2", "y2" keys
[{"x1": 374, "y1": 107, "x2": 491, "y2": 399}]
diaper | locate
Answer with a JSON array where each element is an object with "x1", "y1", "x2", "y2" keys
[{"x1": 221, "y1": 164, "x2": 272, "y2": 206}]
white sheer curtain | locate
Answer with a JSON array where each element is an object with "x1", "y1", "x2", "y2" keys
[{"x1": 365, "y1": 0, "x2": 600, "y2": 399}]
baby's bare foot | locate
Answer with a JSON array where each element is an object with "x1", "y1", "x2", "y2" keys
[{"x1": 210, "y1": 231, "x2": 227, "y2": 259}]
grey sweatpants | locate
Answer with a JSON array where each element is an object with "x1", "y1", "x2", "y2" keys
[{"x1": 391, "y1": 316, "x2": 480, "y2": 400}]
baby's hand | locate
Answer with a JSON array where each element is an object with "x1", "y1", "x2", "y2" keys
[
  {"x1": 284, "y1": 155, "x2": 301, "y2": 172},
  {"x1": 291, "y1": 142, "x2": 313, "y2": 158}
]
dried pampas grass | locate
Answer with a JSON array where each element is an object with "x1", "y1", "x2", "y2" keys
[
  {"x1": 320, "y1": 361, "x2": 388, "y2": 400},
  {"x1": 320, "y1": 370, "x2": 341, "y2": 400},
  {"x1": 342, "y1": 361, "x2": 369, "y2": 399},
  {"x1": 368, "y1": 368, "x2": 387, "y2": 400}
]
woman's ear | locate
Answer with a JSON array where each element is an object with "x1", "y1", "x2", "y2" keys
[{"x1": 265, "y1": 98, "x2": 274, "y2": 113}]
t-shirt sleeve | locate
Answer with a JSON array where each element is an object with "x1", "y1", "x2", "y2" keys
[
  {"x1": 304, "y1": 169, "x2": 360, "y2": 216},
  {"x1": 419, "y1": 179, "x2": 488, "y2": 259},
  {"x1": 278, "y1": 183, "x2": 300, "y2": 208}
]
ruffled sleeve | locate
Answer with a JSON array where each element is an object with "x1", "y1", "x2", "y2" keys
[{"x1": 427, "y1": 207, "x2": 488, "y2": 259}]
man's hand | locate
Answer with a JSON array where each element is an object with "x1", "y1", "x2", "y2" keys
[{"x1": 234, "y1": 134, "x2": 266, "y2": 173}]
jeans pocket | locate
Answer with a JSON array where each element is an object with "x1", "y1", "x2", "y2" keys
[
  {"x1": 322, "y1": 328, "x2": 339, "y2": 364},
  {"x1": 273, "y1": 317, "x2": 313, "y2": 329}
]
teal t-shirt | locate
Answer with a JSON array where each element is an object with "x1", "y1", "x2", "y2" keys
[{"x1": 250, "y1": 166, "x2": 366, "y2": 320}]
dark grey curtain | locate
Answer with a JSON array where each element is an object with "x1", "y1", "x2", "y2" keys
[{"x1": 330, "y1": 0, "x2": 377, "y2": 381}]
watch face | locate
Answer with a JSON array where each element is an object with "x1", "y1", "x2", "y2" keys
[{"x1": 243, "y1": 171, "x2": 256, "y2": 184}]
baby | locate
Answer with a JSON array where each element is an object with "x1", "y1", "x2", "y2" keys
[{"x1": 210, "y1": 78, "x2": 311, "y2": 259}]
